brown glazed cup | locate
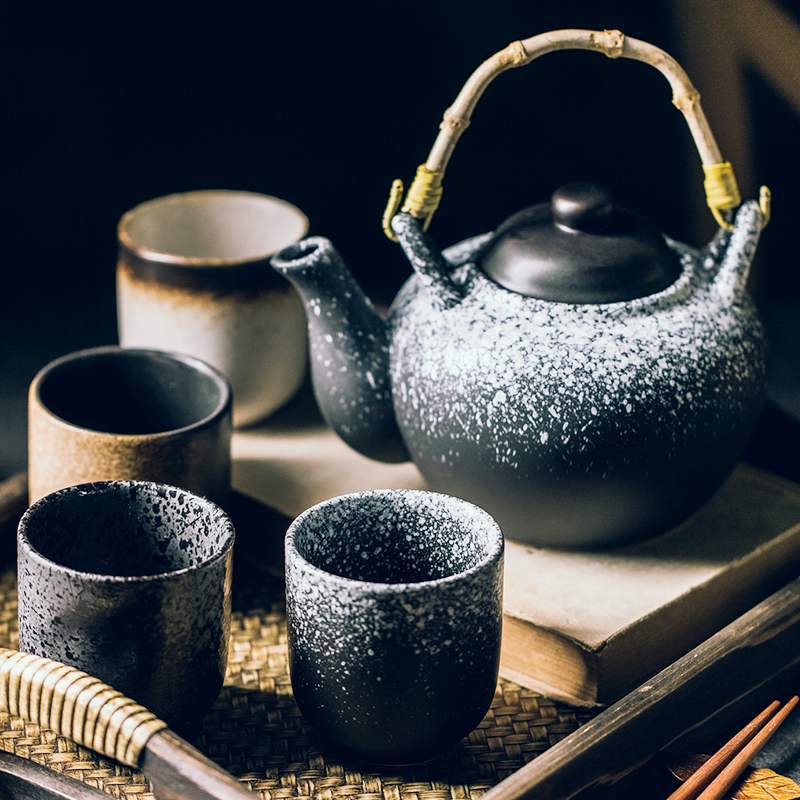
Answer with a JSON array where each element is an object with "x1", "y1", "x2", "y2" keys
[
  {"x1": 17, "y1": 480, "x2": 235, "y2": 730},
  {"x1": 117, "y1": 190, "x2": 309, "y2": 428},
  {"x1": 28, "y1": 346, "x2": 232, "y2": 504}
]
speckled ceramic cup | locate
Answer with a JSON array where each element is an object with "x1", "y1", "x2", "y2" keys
[
  {"x1": 17, "y1": 480, "x2": 235, "y2": 730},
  {"x1": 28, "y1": 346, "x2": 232, "y2": 504},
  {"x1": 117, "y1": 190, "x2": 309, "y2": 427},
  {"x1": 285, "y1": 490, "x2": 504, "y2": 764}
]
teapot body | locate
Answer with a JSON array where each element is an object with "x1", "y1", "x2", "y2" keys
[{"x1": 387, "y1": 233, "x2": 766, "y2": 547}]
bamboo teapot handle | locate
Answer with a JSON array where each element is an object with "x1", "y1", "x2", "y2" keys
[{"x1": 383, "y1": 28, "x2": 769, "y2": 238}]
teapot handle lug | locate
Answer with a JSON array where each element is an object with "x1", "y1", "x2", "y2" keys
[
  {"x1": 391, "y1": 213, "x2": 463, "y2": 310},
  {"x1": 708, "y1": 201, "x2": 765, "y2": 303}
]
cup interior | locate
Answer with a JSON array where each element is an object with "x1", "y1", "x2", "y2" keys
[
  {"x1": 36, "y1": 348, "x2": 229, "y2": 435},
  {"x1": 291, "y1": 491, "x2": 502, "y2": 584},
  {"x1": 20, "y1": 481, "x2": 233, "y2": 578},
  {"x1": 120, "y1": 190, "x2": 308, "y2": 263}
]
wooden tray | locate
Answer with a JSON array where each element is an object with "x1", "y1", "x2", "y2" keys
[
  {"x1": 0, "y1": 477, "x2": 797, "y2": 798},
  {"x1": 0, "y1": 494, "x2": 594, "y2": 800}
]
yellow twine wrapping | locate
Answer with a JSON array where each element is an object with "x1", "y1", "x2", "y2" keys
[
  {"x1": 402, "y1": 164, "x2": 444, "y2": 226},
  {"x1": 759, "y1": 185, "x2": 772, "y2": 227},
  {"x1": 703, "y1": 161, "x2": 741, "y2": 230},
  {"x1": 382, "y1": 179, "x2": 404, "y2": 242},
  {"x1": 384, "y1": 162, "x2": 760, "y2": 240},
  {"x1": 381, "y1": 165, "x2": 445, "y2": 241}
]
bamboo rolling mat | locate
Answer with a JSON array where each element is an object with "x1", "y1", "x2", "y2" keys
[{"x1": 0, "y1": 562, "x2": 594, "y2": 800}]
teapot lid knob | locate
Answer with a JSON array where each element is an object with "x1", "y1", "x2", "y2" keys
[{"x1": 552, "y1": 183, "x2": 613, "y2": 232}]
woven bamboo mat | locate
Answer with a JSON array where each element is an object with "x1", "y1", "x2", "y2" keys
[{"x1": 0, "y1": 562, "x2": 593, "y2": 800}]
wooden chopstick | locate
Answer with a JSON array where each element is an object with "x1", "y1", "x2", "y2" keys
[
  {"x1": 667, "y1": 700, "x2": 781, "y2": 799},
  {"x1": 695, "y1": 695, "x2": 798, "y2": 800}
]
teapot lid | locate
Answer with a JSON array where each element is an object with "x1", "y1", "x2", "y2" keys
[{"x1": 479, "y1": 183, "x2": 682, "y2": 303}]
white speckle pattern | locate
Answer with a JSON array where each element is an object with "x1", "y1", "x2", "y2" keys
[
  {"x1": 272, "y1": 239, "x2": 409, "y2": 463},
  {"x1": 273, "y1": 202, "x2": 766, "y2": 547},
  {"x1": 17, "y1": 480, "x2": 234, "y2": 728},
  {"x1": 387, "y1": 203, "x2": 766, "y2": 546},
  {"x1": 285, "y1": 490, "x2": 503, "y2": 764}
]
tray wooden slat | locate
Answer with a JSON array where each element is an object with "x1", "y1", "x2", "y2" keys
[{"x1": 0, "y1": 568, "x2": 593, "y2": 799}]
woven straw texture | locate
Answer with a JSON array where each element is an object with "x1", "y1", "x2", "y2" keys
[{"x1": 0, "y1": 562, "x2": 593, "y2": 799}]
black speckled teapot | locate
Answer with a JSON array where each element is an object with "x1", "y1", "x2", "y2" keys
[{"x1": 272, "y1": 29, "x2": 770, "y2": 547}]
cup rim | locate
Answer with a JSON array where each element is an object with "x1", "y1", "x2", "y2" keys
[
  {"x1": 285, "y1": 489, "x2": 504, "y2": 592},
  {"x1": 30, "y1": 345, "x2": 232, "y2": 441},
  {"x1": 118, "y1": 189, "x2": 309, "y2": 267},
  {"x1": 17, "y1": 480, "x2": 235, "y2": 584}
]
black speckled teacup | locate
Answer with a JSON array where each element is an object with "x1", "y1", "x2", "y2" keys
[
  {"x1": 17, "y1": 481, "x2": 234, "y2": 730},
  {"x1": 285, "y1": 489, "x2": 504, "y2": 765}
]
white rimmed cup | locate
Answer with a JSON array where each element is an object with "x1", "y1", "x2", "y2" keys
[
  {"x1": 117, "y1": 190, "x2": 309, "y2": 427},
  {"x1": 285, "y1": 489, "x2": 504, "y2": 764}
]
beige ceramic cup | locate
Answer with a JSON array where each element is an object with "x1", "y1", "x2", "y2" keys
[
  {"x1": 28, "y1": 346, "x2": 232, "y2": 504},
  {"x1": 117, "y1": 190, "x2": 309, "y2": 428}
]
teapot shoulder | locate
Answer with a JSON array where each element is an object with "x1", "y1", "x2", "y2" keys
[
  {"x1": 387, "y1": 244, "x2": 765, "y2": 391},
  {"x1": 391, "y1": 237, "x2": 761, "y2": 328}
]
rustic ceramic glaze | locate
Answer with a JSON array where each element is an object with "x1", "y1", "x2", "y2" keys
[
  {"x1": 17, "y1": 481, "x2": 234, "y2": 730},
  {"x1": 272, "y1": 198, "x2": 767, "y2": 547},
  {"x1": 285, "y1": 489, "x2": 503, "y2": 764},
  {"x1": 28, "y1": 346, "x2": 231, "y2": 504},
  {"x1": 117, "y1": 190, "x2": 308, "y2": 427}
]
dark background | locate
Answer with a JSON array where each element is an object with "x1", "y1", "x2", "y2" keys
[
  {"x1": 0, "y1": 1, "x2": 797, "y2": 480},
  {"x1": 1, "y1": 3, "x2": 800, "y2": 794},
  {"x1": 0, "y1": 1, "x2": 691, "y2": 475}
]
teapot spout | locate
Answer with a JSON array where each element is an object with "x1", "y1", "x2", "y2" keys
[
  {"x1": 707, "y1": 200, "x2": 765, "y2": 302},
  {"x1": 271, "y1": 238, "x2": 410, "y2": 463}
]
